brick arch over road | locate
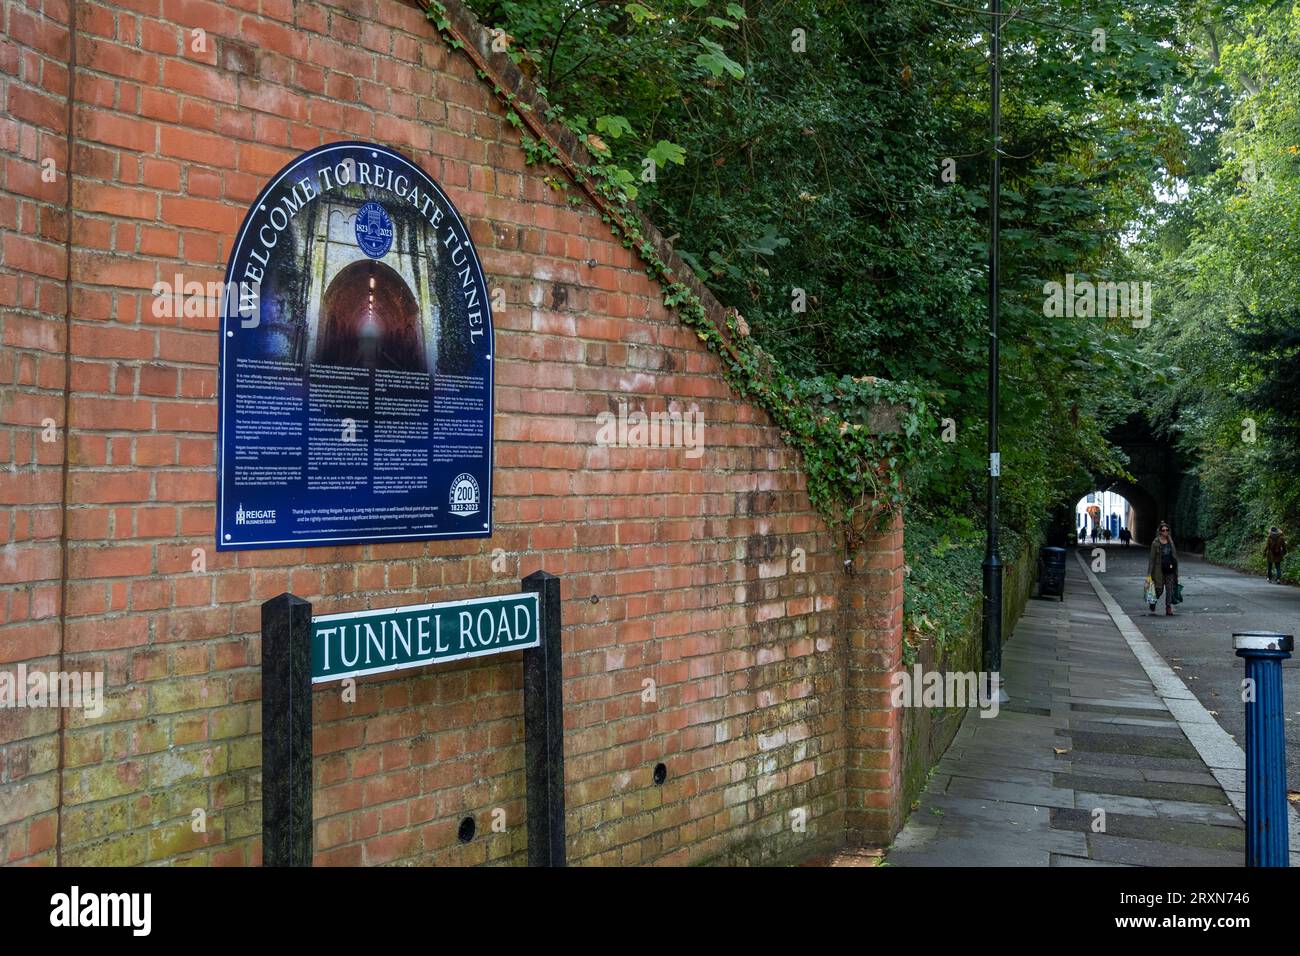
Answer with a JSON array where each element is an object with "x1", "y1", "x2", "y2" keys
[
  {"x1": 1051, "y1": 414, "x2": 1196, "y2": 548},
  {"x1": 1067, "y1": 480, "x2": 1160, "y2": 545}
]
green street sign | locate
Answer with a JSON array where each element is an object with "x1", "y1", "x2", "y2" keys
[{"x1": 311, "y1": 591, "x2": 540, "y2": 684}]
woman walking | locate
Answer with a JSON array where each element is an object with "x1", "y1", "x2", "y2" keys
[{"x1": 1147, "y1": 522, "x2": 1179, "y2": 616}]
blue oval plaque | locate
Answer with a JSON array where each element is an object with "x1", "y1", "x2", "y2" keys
[{"x1": 355, "y1": 200, "x2": 394, "y2": 258}]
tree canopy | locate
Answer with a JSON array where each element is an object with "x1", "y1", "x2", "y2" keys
[{"x1": 463, "y1": 0, "x2": 1300, "y2": 607}]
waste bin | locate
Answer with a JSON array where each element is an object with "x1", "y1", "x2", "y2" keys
[{"x1": 1037, "y1": 546, "x2": 1067, "y2": 601}]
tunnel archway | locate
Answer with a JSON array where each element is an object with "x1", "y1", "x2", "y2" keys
[
  {"x1": 315, "y1": 259, "x2": 425, "y2": 372},
  {"x1": 1057, "y1": 480, "x2": 1159, "y2": 545},
  {"x1": 1044, "y1": 413, "x2": 1198, "y2": 549},
  {"x1": 1103, "y1": 481, "x2": 1159, "y2": 544},
  {"x1": 1072, "y1": 486, "x2": 1152, "y2": 543},
  {"x1": 1077, "y1": 491, "x2": 1126, "y2": 540}
]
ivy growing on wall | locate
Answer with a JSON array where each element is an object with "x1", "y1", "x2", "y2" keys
[{"x1": 423, "y1": 0, "x2": 935, "y2": 551}]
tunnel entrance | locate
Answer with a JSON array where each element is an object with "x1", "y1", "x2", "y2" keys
[
  {"x1": 1068, "y1": 482, "x2": 1159, "y2": 545},
  {"x1": 315, "y1": 259, "x2": 425, "y2": 372},
  {"x1": 1052, "y1": 479, "x2": 1159, "y2": 545},
  {"x1": 1074, "y1": 490, "x2": 1137, "y2": 543},
  {"x1": 1044, "y1": 413, "x2": 1199, "y2": 549}
]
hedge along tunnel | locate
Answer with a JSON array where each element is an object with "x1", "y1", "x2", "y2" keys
[{"x1": 316, "y1": 259, "x2": 425, "y2": 372}]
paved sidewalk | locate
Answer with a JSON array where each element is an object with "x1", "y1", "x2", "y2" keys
[
  {"x1": 886, "y1": 554, "x2": 1250, "y2": 866},
  {"x1": 1089, "y1": 544, "x2": 1300, "y2": 787}
]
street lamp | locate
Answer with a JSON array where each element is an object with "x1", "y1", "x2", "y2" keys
[{"x1": 982, "y1": 0, "x2": 1008, "y2": 703}]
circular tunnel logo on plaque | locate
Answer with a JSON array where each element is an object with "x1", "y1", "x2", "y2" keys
[
  {"x1": 449, "y1": 473, "x2": 480, "y2": 516},
  {"x1": 354, "y1": 200, "x2": 393, "y2": 258},
  {"x1": 216, "y1": 142, "x2": 494, "y2": 550}
]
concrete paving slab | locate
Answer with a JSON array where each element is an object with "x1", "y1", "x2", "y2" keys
[
  {"x1": 943, "y1": 776, "x2": 1077, "y2": 809},
  {"x1": 1050, "y1": 853, "x2": 1134, "y2": 867},
  {"x1": 1085, "y1": 834, "x2": 1240, "y2": 868}
]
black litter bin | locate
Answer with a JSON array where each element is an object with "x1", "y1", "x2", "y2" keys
[{"x1": 1037, "y1": 546, "x2": 1067, "y2": 601}]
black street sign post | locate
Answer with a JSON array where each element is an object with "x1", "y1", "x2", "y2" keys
[
  {"x1": 261, "y1": 593, "x2": 313, "y2": 867},
  {"x1": 259, "y1": 576, "x2": 565, "y2": 866},
  {"x1": 522, "y1": 570, "x2": 566, "y2": 866}
]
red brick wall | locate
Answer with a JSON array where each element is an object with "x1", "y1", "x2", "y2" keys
[
  {"x1": 0, "y1": 0, "x2": 905, "y2": 866},
  {"x1": 0, "y1": 0, "x2": 72, "y2": 866}
]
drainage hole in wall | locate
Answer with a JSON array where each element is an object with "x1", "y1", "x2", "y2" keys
[
  {"x1": 458, "y1": 816, "x2": 476, "y2": 843},
  {"x1": 653, "y1": 763, "x2": 667, "y2": 785}
]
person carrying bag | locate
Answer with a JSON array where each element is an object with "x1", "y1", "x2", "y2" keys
[{"x1": 1146, "y1": 522, "x2": 1180, "y2": 616}]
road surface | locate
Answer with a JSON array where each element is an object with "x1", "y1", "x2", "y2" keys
[{"x1": 1085, "y1": 542, "x2": 1300, "y2": 786}]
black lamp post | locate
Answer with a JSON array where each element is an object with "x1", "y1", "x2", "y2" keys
[{"x1": 982, "y1": 0, "x2": 1006, "y2": 700}]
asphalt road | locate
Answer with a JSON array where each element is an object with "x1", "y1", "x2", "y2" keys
[{"x1": 1084, "y1": 542, "x2": 1300, "y2": 787}]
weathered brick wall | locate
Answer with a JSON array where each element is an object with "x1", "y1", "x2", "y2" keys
[
  {"x1": 897, "y1": 535, "x2": 1038, "y2": 819},
  {"x1": 1, "y1": 0, "x2": 904, "y2": 865},
  {"x1": 0, "y1": 0, "x2": 72, "y2": 866},
  {"x1": 843, "y1": 512, "x2": 905, "y2": 844}
]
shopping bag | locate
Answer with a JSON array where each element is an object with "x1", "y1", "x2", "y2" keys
[
  {"x1": 1143, "y1": 576, "x2": 1157, "y2": 605},
  {"x1": 1173, "y1": 582, "x2": 1184, "y2": 605}
]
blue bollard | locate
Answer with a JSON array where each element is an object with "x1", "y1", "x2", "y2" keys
[{"x1": 1233, "y1": 632, "x2": 1294, "y2": 867}]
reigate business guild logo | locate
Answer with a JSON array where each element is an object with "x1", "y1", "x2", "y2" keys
[
  {"x1": 234, "y1": 503, "x2": 276, "y2": 526},
  {"x1": 355, "y1": 201, "x2": 394, "y2": 258},
  {"x1": 449, "y1": 474, "x2": 480, "y2": 517}
]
